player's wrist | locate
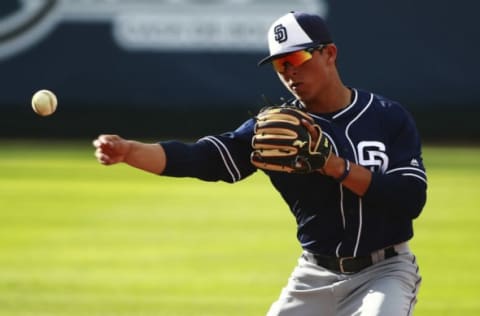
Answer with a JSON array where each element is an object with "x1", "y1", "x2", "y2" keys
[
  {"x1": 333, "y1": 159, "x2": 351, "y2": 183},
  {"x1": 321, "y1": 155, "x2": 350, "y2": 182}
]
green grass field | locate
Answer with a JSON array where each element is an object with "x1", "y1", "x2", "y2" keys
[{"x1": 1, "y1": 140, "x2": 479, "y2": 316}]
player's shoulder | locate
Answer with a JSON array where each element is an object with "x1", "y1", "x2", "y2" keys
[
  {"x1": 373, "y1": 93, "x2": 403, "y2": 110},
  {"x1": 356, "y1": 89, "x2": 401, "y2": 109},
  {"x1": 358, "y1": 89, "x2": 413, "y2": 120},
  {"x1": 359, "y1": 89, "x2": 420, "y2": 136}
]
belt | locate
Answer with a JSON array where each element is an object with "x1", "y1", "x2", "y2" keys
[{"x1": 302, "y1": 243, "x2": 407, "y2": 274}]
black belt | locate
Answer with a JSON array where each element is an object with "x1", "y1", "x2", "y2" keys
[{"x1": 302, "y1": 246, "x2": 398, "y2": 274}]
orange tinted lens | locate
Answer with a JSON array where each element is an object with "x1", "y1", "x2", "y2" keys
[{"x1": 272, "y1": 50, "x2": 313, "y2": 72}]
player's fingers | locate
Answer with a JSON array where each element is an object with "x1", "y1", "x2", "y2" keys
[
  {"x1": 301, "y1": 119, "x2": 319, "y2": 140},
  {"x1": 92, "y1": 139, "x2": 104, "y2": 148},
  {"x1": 94, "y1": 147, "x2": 108, "y2": 163},
  {"x1": 95, "y1": 150, "x2": 119, "y2": 166},
  {"x1": 93, "y1": 135, "x2": 129, "y2": 165},
  {"x1": 301, "y1": 119, "x2": 322, "y2": 152},
  {"x1": 93, "y1": 135, "x2": 119, "y2": 150}
]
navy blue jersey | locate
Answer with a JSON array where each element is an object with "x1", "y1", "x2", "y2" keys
[{"x1": 161, "y1": 88, "x2": 427, "y2": 257}]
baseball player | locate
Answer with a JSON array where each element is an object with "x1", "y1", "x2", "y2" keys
[{"x1": 93, "y1": 11, "x2": 427, "y2": 316}]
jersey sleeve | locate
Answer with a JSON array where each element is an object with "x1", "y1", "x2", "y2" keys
[
  {"x1": 363, "y1": 102, "x2": 427, "y2": 219},
  {"x1": 160, "y1": 119, "x2": 257, "y2": 183}
]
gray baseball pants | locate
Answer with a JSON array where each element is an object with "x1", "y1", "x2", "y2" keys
[{"x1": 266, "y1": 243, "x2": 421, "y2": 316}]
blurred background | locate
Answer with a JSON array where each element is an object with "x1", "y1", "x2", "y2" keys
[
  {"x1": 1, "y1": 0, "x2": 479, "y2": 142},
  {"x1": 1, "y1": 2, "x2": 480, "y2": 315}
]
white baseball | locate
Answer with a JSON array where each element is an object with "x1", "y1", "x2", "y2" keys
[{"x1": 31, "y1": 89, "x2": 58, "y2": 116}]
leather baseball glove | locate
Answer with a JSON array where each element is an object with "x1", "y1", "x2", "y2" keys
[{"x1": 250, "y1": 106, "x2": 332, "y2": 173}]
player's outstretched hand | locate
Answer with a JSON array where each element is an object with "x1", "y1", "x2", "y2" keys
[{"x1": 93, "y1": 134, "x2": 132, "y2": 165}]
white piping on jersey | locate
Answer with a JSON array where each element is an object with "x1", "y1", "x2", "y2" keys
[
  {"x1": 401, "y1": 173, "x2": 428, "y2": 184},
  {"x1": 387, "y1": 167, "x2": 427, "y2": 177},
  {"x1": 336, "y1": 184, "x2": 347, "y2": 258},
  {"x1": 335, "y1": 242, "x2": 342, "y2": 257},
  {"x1": 308, "y1": 89, "x2": 357, "y2": 123},
  {"x1": 387, "y1": 167, "x2": 427, "y2": 184},
  {"x1": 309, "y1": 114, "x2": 330, "y2": 123},
  {"x1": 333, "y1": 88, "x2": 358, "y2": 120},
  {"x1": 324, "y1": 132, "x2": 347, "y2": 231},
  {"x1": 199, "y1": 136, "x2": 241, "y2": 182},
  {"x1": 345, "y1": 93, "x2": 373, "y2": 163},
  {"x1": 324, "y1": 132, "x2": 347, "y2": 257},
  {"x1": 344, "y1": 92, "x2": 374, "y2": 257},
  {"x1": 354, "y1": 201, "x2": 364, "y2": 257}
]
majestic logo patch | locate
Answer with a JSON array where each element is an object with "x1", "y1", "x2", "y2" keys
[
  {"x1": 410, "y1": 158, "x2": 420, "y2": 167},
  {"x1": 357, "y1": 141, "x2": 389, "y2": 173},
  {"x1": 274, "y1": 24, "x2": 287, "y2": 43}
]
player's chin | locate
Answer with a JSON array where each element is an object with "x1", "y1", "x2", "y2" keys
[
  {"x1": 292, "y1": 91, "x2": 313, "y2": 105},
  {"x1": 290, "y1": 86, "x2": 310, "y2": 101}
]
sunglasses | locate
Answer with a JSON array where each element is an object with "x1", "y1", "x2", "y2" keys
[{"x1": 272, "y1": 45, "x2": 326, "y2": 73}]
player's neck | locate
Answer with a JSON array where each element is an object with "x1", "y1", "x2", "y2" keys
[{"x1": 305, "y1": 84, "x2": 352, "y2": 114}]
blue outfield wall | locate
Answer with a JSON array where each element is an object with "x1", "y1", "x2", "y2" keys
[{"x1": 0, "y1": 0, "x2": 479, "y2": 141}]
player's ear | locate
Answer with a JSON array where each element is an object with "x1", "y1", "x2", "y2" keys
[{"x1": 324, "y1": 44, "x2": 338, "y2": 65}]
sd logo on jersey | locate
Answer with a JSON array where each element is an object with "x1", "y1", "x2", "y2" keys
[{"x1": 357, "y1": 141, "x2": 389, "y2": 173}]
